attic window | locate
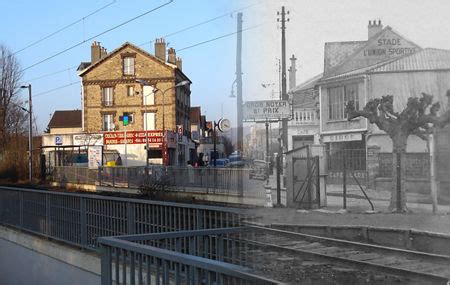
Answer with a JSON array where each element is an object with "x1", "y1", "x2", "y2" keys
[{"x1": 123, "y1": 57, "x2": 135, "y2": 75}]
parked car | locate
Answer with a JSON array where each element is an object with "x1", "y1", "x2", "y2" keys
[
  {"x1": 228, "y1": 153, "x2": 245, "y2": 168},
  {"x1": 249, "y1": 160, "x2": 268, "y2": 180},
  {"x1": 208, "y1": 158, "x2": 230, "y2": 168}
]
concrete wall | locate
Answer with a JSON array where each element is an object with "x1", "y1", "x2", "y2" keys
[{"x1": 0, "y1": 225, "x2": 100, "y2": 285}]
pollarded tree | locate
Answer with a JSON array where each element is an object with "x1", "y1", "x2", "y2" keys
[{"x1": 346, "y1": 92, "x2": 450, "y2": 212}]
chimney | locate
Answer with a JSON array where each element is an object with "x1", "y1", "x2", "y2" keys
[
  {"x1": 167, "y1": 47, "x2": 176, "y2": 64},
  {"x1": 288, "y1": 54, "x2": 297, "y2": 90},
  {"x1": 176, "y1": 57, "x2": 182, "y2": 70},
  {"x1": 91, "y1": 41, "x2": 102, "y2": 64},
  {"x1": 154, "y1": 38, "x2": 166, "y2": 62},
  {"x1": 368, "y1": 19, "x2": 383, "y2": 39},
  {"x1": 100, "y1": 47, "x2": 107, "y2": 60}
]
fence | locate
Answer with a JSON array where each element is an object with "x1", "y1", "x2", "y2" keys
[
  {"x1": 327, "y1": 149, "x2": 366, "y2": 171},
  {"x1": 378, "y1": 152, "x2": 429, "y2": 179},
  {"x1": 0, "y1": 186, "x2": 244, "y2": 249},
  {"x1": 54, "y1": 166, "x2": 255, "y2": 196},
  {"x1": 98, "y1": 227, "x2": 280, "y2": 285}
]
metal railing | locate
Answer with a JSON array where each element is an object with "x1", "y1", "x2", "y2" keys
[
  {"x1": 98, "y1": 227, "x2": 280, "y2": 285},
  {"x1": 0, "y1": 186, "x2": 244, "y2": 249},
  {"x1": 53, "y1": 166, "x2": 262, "y2": 197}
]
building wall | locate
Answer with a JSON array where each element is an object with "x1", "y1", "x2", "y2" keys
[
  {"x1": 82, "y1": 45, "x2": 183, "y2": 134},
  {"x1": 49, "y1": 127, "x2": 82, "y2": 134}
]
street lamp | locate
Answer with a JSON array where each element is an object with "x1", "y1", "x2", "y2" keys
[
  {"x1": 136, "y1": 79, "x2": 190, "y2": 166},
  {"x1": 20, "y1": 84, "x2": 32, "y2": 184}
]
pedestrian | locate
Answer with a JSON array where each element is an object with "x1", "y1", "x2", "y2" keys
[{"x1": 116, "y1": 154, "x2": 122, "y2": 166}]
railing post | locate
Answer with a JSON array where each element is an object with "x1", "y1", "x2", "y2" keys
[
  {"x1": 19, "y1": 191, "x2": 24, "y2": 227},
  {"x1": 112, "y1": 167, "x2": 115, "y2": 187},
  {"x1": 80, "y1": 197, "x2": 87, "y2": 246},
  {"x1": 100, "y1": 245, "x2": 112, "y2": 285},
  {"x1": 126, "y1": 202, "x2": 135, "y2": 234},
  {"x1": 45, "y1": 193, "x2": 50, "y2": 235}
]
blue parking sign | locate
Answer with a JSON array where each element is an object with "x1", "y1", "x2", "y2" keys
[{"x1": 55, "y1": 136, "x2": 63, "y2": 146}]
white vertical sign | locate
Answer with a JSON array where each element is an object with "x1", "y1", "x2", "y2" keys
[{"x1": 88, "y1": 146, "x2": 103, "y2": 169}]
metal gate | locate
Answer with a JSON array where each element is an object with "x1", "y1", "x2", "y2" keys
[{"x1": 292, "y1": 155, "x2": 320, "y2": 208}]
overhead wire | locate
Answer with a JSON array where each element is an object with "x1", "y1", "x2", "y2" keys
[
  {"x1": 24, "y1": 2, "x2": 260, "y2": 83},
  {"x1": 32, "y1": 23, "x2": 263, "y2": 98},
  {"x1": 21, "y1": 0, "x2": 174, "y2": 72},
  {"x1": 13, "y1": 0, "x2": 116, "y2": 56}
]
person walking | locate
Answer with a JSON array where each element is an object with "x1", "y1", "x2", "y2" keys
[{"x1": 115, "y1": 154, "x2": 122, "y2": 166}]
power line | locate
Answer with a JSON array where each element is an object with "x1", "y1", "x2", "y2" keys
[
  {"x1": 32, "y1": 24, "x2": 263, "y2": 99},
  {"x1": 24, "y1": 2, "x2": 260, "y2": 83},
  {"x1": 27, "y1": 66, "x2": 78, "y2": 82},
  {"x1": 138, "y1": 2, "x2": 258, "y2": 47},
  {"x1": 13, "y1": 0, "x2": 116, "y2": 56},
  {"x1": 177, "y1": 24, "x2": 263, "y2": 52},
  {"x1": 21, "y1": 0, "x2": 173, "y2": 72}
]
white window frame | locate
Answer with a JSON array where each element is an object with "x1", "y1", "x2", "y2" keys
[
  {"x1": 143, "y1": 112, "x2": 156, "y2": 131},
  {"x1": 123, "y1": 57, "x2": 135, "y2": 75},
  {"x1": 127, "y1": 86, "x2": 134, "y2": 97},
  {"x1": 102, "y1": 114, "x2": 114, "y2": 131},
  {"x1": 102, "y1": 87, "x2": 113, "y2": 106},
  {"x1": 143, "y1": 85, "x2": 155, "y2": 106}
]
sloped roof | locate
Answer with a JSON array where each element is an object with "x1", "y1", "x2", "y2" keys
[
  {"x1": 290, "y1": 73, "x2": 322, "y2": 109},
  {"x1": 320, "y1": 48, "x2": 450, "y2": 83},
  {"x1": 290, "y1": 73, "x2": 323, "y2": 93},
  {"x1": 370, "y1": 48, "x2": 450, "y2": 72},
  {"x1": 48, "y1": 110, "x2": 82, "y2": 128},
  {"x1": 324, "y1": 41, "x2": 367, "y2": 73},
  {"x1": 78, "y1": 42, "x2": 191, "y2": 82}
]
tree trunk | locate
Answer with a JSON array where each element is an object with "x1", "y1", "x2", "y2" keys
[{"x1": 389, "y1": 133, "x2": 408, "y2": 212}]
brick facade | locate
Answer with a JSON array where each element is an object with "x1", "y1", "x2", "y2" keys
[{"x1": 79, "y1": 42, "x2": 191, "y2": 135}]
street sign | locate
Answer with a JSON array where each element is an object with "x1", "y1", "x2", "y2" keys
[
  {"x1": 243, "y1": 100, "x2": 290, "y2": 122},
  {"x1": 55, "y1": 136, "x2": 63, "y2": 146}
]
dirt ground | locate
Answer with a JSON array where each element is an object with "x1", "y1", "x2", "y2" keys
[{"x1": 248, "y1": 207, "x2": 450, "y2": 235}]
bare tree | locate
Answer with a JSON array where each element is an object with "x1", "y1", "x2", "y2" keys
[
  {"x1": 1, "y1": 44, "x2": 25, "y2": 147},
  {"x1": 346, "y1": 92, "x2": 450, "y2": 212}
]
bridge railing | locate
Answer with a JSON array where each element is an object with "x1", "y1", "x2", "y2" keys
[
  {"x1": 98, "y1": 227, "x2": 280, "y2": 285},
  {"x1": 0, "y1": 186, "x2": 244, "y2": 249}
]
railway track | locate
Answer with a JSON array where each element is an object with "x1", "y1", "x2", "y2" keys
[{"x1": 243, "y1": 225, "x2": 450, "y2": 284}]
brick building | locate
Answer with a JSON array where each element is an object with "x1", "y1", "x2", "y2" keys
[{"x1": 75, "y1": 40, "x2": 193, "y2": 166}]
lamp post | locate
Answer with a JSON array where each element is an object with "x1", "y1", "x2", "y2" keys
[
  {"x1": 20, "y1": 84, "x2": 32, "y2": 184},
  {"x1": 136, "y1": 79, "x2": 190, "y2": 166}
]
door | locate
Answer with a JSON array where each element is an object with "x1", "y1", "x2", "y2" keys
[{"x1": 292, "y1": 156, "x2": 320, "y2": 208}]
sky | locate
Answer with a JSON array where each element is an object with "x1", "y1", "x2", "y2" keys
[{"x1": 2, "y1": 0, "x2": 450, "y2": 133}]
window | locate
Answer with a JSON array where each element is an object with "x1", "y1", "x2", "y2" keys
[
  {"x1": 127, "y1": 86, "x2": 134, "y2": 97},
  {"x1": 328, "y1": 84, "x2": 359, "y2": 120},
  {"x1": 102, "y1": 114, "x2": 114, "y2": 131},
  {"x1": 143, "y1": 85, "x2": 155, "y2": 105},
  {"x1": 102, "y1": 87, "x2": 113, "y2": 106},
  {"x1": 144, "y1": 112, "x2": 156, "y2": 130},
  {"x1": 123, "y1": 57, "x2": 135, "y2": 75}
]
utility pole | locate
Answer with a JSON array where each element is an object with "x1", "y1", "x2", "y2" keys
[
  {"x1": 277, "y1": 6, "x2": 289, "y2": 151},
  {"x1": 236, "y1": 12, "x2": 243, "y2": 153},
  {"x1": 236, "y1": 12, "x2": 244, "y2": 197}
]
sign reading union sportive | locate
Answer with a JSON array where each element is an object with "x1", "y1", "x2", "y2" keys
[{"x1": 243, "y1": 100, "x2": 290, "y2": 122}]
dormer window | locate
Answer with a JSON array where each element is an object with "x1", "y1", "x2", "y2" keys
[{"x1": 123, "y1": 57, "x2": 135, "y2": 75}]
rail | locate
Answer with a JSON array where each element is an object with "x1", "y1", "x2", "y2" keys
[
  {"x1": 98, "y1": 227, "x2": 280, "y2": 285},
  {"x1": 0, "y1": 186, "x2": 244, "y2": 249}
]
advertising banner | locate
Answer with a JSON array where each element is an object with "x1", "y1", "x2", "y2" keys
[
  {"x1": 88, "y1": 146, "x2": 103, "y2": 169},
  {"x1": 103, "y1": 130, "x2": 163, "y2": 146}
]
